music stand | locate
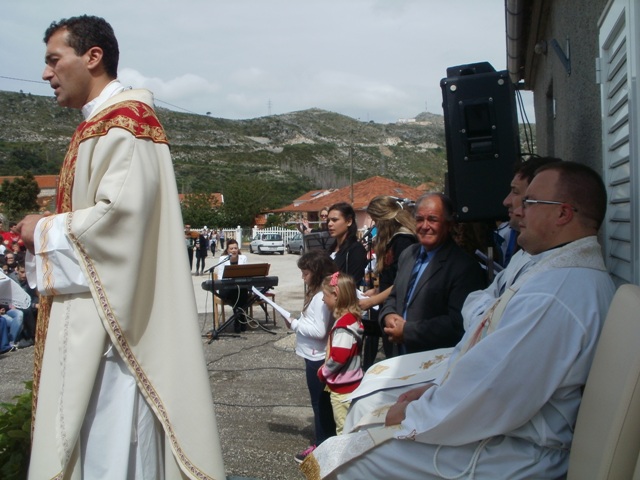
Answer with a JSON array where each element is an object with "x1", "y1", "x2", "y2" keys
[
  {"x1": 303, "y1": 231, "x2": 333, "y2": 252},
  {"x1": 208, "y1": 263, "x2": 276, "y2": 342},
  {"x1": 222, "y1": 263, "x2": 270, "y2": 278}
]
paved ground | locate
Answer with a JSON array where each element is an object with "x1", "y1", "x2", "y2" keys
[{"x1": 0, "y1": 249, "x2": 340, "y2": 479}]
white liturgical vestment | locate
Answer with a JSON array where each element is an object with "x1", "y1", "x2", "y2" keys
[{"x1": 28, "y1": 84, "x2": 225, "y2": 479}]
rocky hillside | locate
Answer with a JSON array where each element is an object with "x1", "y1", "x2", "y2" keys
[{"x1": 0, "y1": 89, "x2": 500, "y2": 209}]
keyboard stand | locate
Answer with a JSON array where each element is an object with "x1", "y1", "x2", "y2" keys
[{"x1": 206, "y1": 287, "x2": 277, "y2": 343}]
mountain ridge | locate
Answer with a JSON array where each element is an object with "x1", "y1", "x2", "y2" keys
[{"x1": 0, "y1": 89, "x2": 449, "y2": 209}]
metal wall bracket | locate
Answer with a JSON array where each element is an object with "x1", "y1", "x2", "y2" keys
[{"x1": 551, "y1": 37, "x2": 571, "y2": 75}]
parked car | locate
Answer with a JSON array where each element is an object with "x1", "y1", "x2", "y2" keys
[
  {"x1": 249, "y1": 233, "x2": 285, "y2": 255},
  {"x1": 287, "y1": 232, "x2": 304, "y2": 254}
]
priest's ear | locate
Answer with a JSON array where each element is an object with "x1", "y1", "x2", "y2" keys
[{"x1": 84, "y1": 46, "x2": 105, "y2": 74}]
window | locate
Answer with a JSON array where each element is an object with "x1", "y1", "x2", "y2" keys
[{"x1": 599, "y1": 0, "x2": 639, "y2": 285}]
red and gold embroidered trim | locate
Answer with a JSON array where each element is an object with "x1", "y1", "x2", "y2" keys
[
  {"x1": 35, "y1": 101, "x2": 168, "y2": 432},
  {"x1": 39, "y1": 216, "x2": 59, "y2": 296},
  {"x1": 56, "y1": 100, "x2": 168, "y2": 213}
]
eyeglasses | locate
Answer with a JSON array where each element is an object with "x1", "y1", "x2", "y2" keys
[
  {"x1": 522, "y1": 197, "x2": 578, "y2": 212},
  {"x1": 320, "y1": 214, "x2": 328, "y2": 219}
]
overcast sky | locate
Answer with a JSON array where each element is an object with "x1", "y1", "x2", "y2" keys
[{"x1": 0, "y1": 0, "x2": 532, "y2": 123}]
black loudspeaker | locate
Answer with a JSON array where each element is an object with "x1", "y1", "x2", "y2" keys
[{"x1": 440, "y1": 62, "x2": 520, "y2": 222}]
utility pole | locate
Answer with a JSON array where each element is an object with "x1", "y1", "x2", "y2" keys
[{"x1": 349, "y1": 138, "x2": 354, "y2": 205}]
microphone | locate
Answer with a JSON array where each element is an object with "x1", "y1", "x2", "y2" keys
[{"x1": 204, "y1": 255, "x2": 231, "y2": 274}]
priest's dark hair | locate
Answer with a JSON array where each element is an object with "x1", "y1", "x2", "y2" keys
[{"x1": 44, "y1": 15, "x2": 119, "y2": 78}]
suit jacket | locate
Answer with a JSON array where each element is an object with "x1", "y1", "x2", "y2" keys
[{"x1": 379, "y1": 238, "x2": 486, "y2": 354}]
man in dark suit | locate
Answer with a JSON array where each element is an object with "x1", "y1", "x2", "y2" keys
[{"x1": 379, "y1": 193, "x2": 486, "y2": 354}]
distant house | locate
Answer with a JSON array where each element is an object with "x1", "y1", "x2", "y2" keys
[
  {"x1": 271, "y1": 176, "x2": 429, "y2": 229},
  {"x1": 178, "y1": 192, "x2": 224, "y2": 208},
  {"x1": 290, "y1": 189, "x2": 335, "y2": 208},
  {"x1": 0, "y1": 177, "x2": 224, "y2": 216},
  {"x1": 0, "y1": 175, "x2": 59, "y2": 211},
  {"x1": 0, "y1": 175, "x2": 58, "y2": 197}
]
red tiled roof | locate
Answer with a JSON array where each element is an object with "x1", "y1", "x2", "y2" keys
[
  {"x1": 0, "y1": 175, "x2": 59, "y2": 190},
  {"x1": 272, "y1": 176, "x2": 430, "y2": 213},
  {"x1": 179, "y1": 193, "x2": 224, "y2": 206},
  {"x1": 291, "y1": 189, "x2": 335, "y2": 206},
  {"x1": 254, "y1": 214, "x2": 267, "y2": 226}
]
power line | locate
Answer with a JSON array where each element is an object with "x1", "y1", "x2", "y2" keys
[
  {"x1": 0, "y1": 74, "x2": 203, "y2": 115},
  {"x1": 0, "y1": 75, "x2": 48, "y2": 85},
  {"x1": 154, "y1": 98, "x2": 200, "y2": 115}
]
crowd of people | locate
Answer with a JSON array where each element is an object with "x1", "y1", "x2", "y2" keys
[
  {"x1": 201, "y1": 169, "x2": 614, "y2": 479},
  {"x1": 290, "y1": 159, "x2": 617, "y2": 480},
  {"x1": 210, "y1": 156, "x2": 616, "y2": 480},
  {"x1": 184, "y1": 225, "x2": 228, "y2": 275},
  {"x1": 0, "y1": 220, "x2": 38, "y2": 354},
  {"x1": 280, "y1": 196, "x2": 489, "y2": 463}
]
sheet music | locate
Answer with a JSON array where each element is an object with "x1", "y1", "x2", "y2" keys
[
  {"x1": 356, "y1": 289, "x2": 379, "y2": 310},
  {"x1": 252, "y1": 286, "x2": 291, "y2": 319}
]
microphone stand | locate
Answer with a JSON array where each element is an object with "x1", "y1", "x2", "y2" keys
[
  {"x1": 361, "y1": 229, "x2": 379, "y2": 370},
  {"x1": 202, "y1": 255, "x2": 236, "y2": 340},
  {"x1": 204, "y1": 255, "x2": 231, "y2": 275}
]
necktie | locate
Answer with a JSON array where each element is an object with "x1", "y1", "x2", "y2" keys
[
  {"x1": 404, "y1": 249, "x2": 428, "y2": 310},
  {"x1": 504, "y1": 231, "x2": 518, "y2": 266}
]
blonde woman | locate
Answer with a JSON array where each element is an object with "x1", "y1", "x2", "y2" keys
[{"x1": 359, "y1": 196, "x2": 417, "y2": 360}]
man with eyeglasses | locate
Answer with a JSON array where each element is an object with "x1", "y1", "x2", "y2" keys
[{"x1": 302, "y1": 162, "x2": 615, "y2": 479}]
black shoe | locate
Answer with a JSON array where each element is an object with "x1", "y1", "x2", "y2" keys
[{"x1": 17, "y1": 339, "x2": 34, "y2": 349}]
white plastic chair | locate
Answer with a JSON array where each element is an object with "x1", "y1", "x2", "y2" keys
[{"x1": 567, "y1": 284, "x2": 640, "y2": 479}]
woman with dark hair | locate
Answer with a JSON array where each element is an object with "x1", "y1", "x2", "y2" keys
[
  {"x1": 214, "y1": 239, "x2": 249, "y2": 333},
  {"x1": 326, "y1": 202, "x2": 367, "y2": 285},
  {"x1": 284, "y1": 250, "x2": 339, "y2": 463},
  {"x1": 360, "y1": 196, "x2": 418, "y2": 362},
  {"x1": 214, "y1": 238, "x2": 247, "y2": 276}
]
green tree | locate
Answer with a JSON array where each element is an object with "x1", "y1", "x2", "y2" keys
[
  {"x1": 217, "y1": 176, "x2": 281, "y2": 227},
  {"x1": 265, "y1": 214, "x2": 284, "y2": 228},
  {"x1": 0, "y1": 173, "x2": 40, "y2": 220},
  {"x1": 181, "y1": 193, "x2": 220, "y2": 228}
]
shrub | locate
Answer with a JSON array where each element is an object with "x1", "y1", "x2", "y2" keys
[{"x1": 0, "y1": 382, "x2": 32, "y2": 479}]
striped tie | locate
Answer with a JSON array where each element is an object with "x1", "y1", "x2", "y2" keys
[{"x1": 404, "y1": 249, "x2": 428, "y2": 310}]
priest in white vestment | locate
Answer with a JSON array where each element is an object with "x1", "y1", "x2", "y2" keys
[
  {"x1": 18, "y1": 16, "x2": 225, "y2": 479},
  {"x1": 302, "y1": 163, "x2": 616, "y2": 479}
]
